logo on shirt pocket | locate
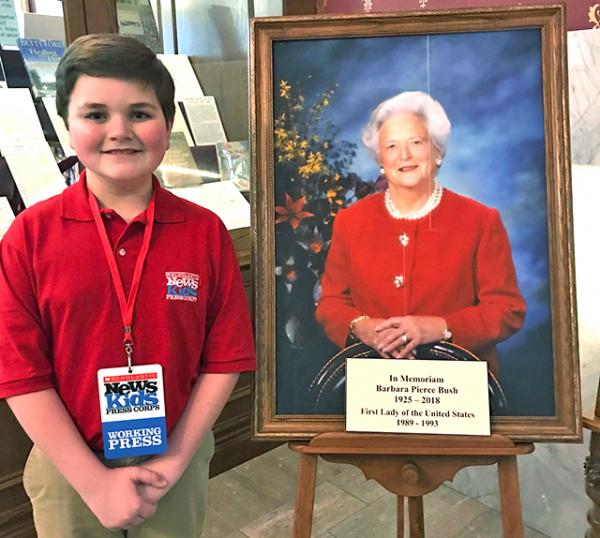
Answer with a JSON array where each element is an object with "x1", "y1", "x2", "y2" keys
[{"x1": 165, "y1": 272, "x2": 199, "y2": 302}]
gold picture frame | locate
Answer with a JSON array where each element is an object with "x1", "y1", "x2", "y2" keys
[{"x1": 251, "y1": 5, "x2": 580, "y2": 441}]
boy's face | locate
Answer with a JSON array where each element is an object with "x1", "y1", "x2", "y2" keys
[{"x1": 67, "y1": 75, "x2": 171, "y2": 191}]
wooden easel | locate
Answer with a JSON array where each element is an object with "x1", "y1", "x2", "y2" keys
[{"x1": 289, "y1": 432, "x2": 534, "y2": 538}]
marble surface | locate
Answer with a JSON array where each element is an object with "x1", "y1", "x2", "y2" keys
[
  {"x1": 569, "y1": 30, "x2": 600, "y2": 166},
  {"x1": 204, "y1": 444, "x2": 548, "y2": 537},
  {"x1": 448, "y1": 29, "x2": 600, "y2": 538}
]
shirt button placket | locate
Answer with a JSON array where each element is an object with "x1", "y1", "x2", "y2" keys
[{"x1": 393, "y1": 231, "x2": 409, "y2": 288}]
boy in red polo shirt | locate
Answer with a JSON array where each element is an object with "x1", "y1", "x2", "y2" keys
[{"x1": 0, "y1": 34, "x2": 255, "y2": 537}]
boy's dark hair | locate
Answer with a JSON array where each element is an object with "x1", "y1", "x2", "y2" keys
[{"x1": 55, "y1": 34, "x2": 175, "y2": 127}]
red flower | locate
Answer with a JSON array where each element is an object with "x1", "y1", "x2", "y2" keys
[
  {"x1": 309, "y1": 240, "x2": 323, "y2": 254},
  {"x1": 285, "y1": 268, "x2": 298, "y2": 283},
  {"x1": 275, "y1": 193, "x2": 314, "y2": 230}
]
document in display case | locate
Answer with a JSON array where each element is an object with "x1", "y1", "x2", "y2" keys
[
  {"x1": 16, "y1": 38, "x2": 64, "y2": 98},
  {"x1": 0, "y1": 88, "x2": 47, "y2": 149},
  {"x1": 170, "y1": 181, "x2": 250, "y2": 231},
  {"x1": 2, "y1": 141, "x2": 66, "y2": 207},
  {"x1": 0, "y1": 196, "x2": 14, "y2": 239},
  {"x1": 217, "y1": 141, "x2": 250, "y2": 192},
  {"x1": 23, "y1": 12, "x2": 65, "y2": 41},
  {"x1": 117, "y1": 0, "x2": 163, "y2": 53},
  {"x1": 158, "y1": 54, "x2": 205, "y2": 100},
  {"x1": 181, "y1": 97, "x2": 228, "y2": 146},
  {"x1": 156, "y1": 132, "x2": 202, "y2": 188},
  {"x1": 0, "y1": 0, "x2": 20, "y2": 48},
  {"x1": 42, "y1": 96, "x2": 76, "y2": 157}
]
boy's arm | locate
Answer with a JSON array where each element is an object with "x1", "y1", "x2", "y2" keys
[
  {"x1": 7, "y1": 388, "x2": 168, "y2": 529},
  {"x1": 137, "y1": 221, "x2": 251, "y2": 499},
  {"x1": 138, "y1": 372, "x2": 239, "y2": 500}
]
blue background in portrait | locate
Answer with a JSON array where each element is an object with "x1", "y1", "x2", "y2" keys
[{"x1": 273, "y1": 28, "x2": 554, "y2": 416}]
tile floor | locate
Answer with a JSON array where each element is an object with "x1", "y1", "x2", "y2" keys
[{"x1": 204, "y1": 444, "x2": 549, "y2": 537}]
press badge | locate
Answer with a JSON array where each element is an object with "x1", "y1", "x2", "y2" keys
[{"x1": 97, "y1": 364, "x2": 167, "y2": 459}]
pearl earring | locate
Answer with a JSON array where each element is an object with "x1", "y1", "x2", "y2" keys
[
  {"x1": 380, "y1": 167, "x2": 385, "y2": 175},
  {"x1": 435, "y1": 158, "x2": 442, "y2": 167}
]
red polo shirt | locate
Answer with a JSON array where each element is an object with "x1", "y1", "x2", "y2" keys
[{"x1": 0, "y1": 175, "x2": 255, "y2": 450}]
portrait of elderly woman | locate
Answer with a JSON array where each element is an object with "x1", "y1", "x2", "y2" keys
[
  {"x1": 260, "y1": 23, "x2": 569, "y2": 437},
  {"x1": 315, "y1": 91, "x2": 527, "y2": 376}
]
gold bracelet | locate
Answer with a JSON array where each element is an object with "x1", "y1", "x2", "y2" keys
[{"x1": 349, "y1": 315, "x2": 370, "y2": 337}]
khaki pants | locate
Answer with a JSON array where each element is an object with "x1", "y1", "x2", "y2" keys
[{"x1": 23, "y1": 432, "x2": 214, "y2": 538}]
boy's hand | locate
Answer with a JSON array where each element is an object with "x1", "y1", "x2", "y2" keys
[
  {"x1": 134, "y1": 373, "x2": 239, "y2": 506},
  {"x1": 135, "y1": 457, "x2": 183, "y2": 504},
  {"x1": 136, "y1": 481, "x2": 168, "y2": 505},
  {"x1": 81, "y1": 466, "x2": 167, "y2": 529}
]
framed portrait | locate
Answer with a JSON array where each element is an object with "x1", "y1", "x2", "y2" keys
[{"x1": 251, "y1": 5, "x2": 581, "y2": 441}]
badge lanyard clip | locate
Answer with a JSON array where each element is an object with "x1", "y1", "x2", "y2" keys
[{"x1": 124, "y1": 341, "x2": 133, "y2": 373}]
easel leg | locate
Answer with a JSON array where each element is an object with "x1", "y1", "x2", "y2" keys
[
  {"x1": 397, "y1": 495, "x2": 404, "y2": 538},
  {"x1": 408, "y1": 496, "x2": 424, "y2": 538},
  {"x1": 294, "y1": 453, "x2": 318, "y2": 538},
  {"x1": 498, "y1": 455, "x2": 524, "y2": 538}
]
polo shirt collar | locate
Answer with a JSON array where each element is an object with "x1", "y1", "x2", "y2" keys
[{"x1": 61, "y1": 171, "x2": 186, "y2": 223}]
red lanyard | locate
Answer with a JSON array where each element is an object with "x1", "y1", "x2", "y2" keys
[{"x1": 88, "y1": 187, "x2": 156, "y2": 372}]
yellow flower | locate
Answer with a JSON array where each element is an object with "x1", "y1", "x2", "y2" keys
[
  {"x1": 311, "y1": 135, "x2": 320, "y2": 143},
  {"x1": 298, "y1": 151, "x2": 324, "y2": 177},
  {"x1": 284, "y1": 140, "x2": 295, "y2": 152},
  {"x1": 589, "y1": 5, "x2": 600, "y2": 28},
  {"x1": 280, "y1": 80, "x2": 291, "y2": 98},
  {"x1": 300, "y1": 140, "x2": 308, "y2": 149},
  {"x1": 274, "y1": 128, "x2": 287, "y2": 139}
]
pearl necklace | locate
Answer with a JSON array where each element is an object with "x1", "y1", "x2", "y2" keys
[{"x1": 384, "y1": 181, "x2": 443, "y2": 220}]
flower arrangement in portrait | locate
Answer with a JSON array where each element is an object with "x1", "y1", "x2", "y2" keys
[{"x1": 274, "y1": 78, "x2": 375, "y2": 350}]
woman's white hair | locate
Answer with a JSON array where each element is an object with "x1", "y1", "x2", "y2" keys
[{"x1": 362, "y1": 91, "x2": 451, "y2": 162}]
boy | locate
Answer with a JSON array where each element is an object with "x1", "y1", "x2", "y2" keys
[{"x1": 0, "y1": 34, "x2": 255, "y2": 537}]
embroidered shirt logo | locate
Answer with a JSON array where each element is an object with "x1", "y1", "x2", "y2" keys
[{"x1": 165, "y1": 272, "x2": 199, "y2": 302}]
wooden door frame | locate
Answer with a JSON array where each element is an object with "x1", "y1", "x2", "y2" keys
[{"x1": 62, "y1": 0, "x2": 118, "y2": 43}]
